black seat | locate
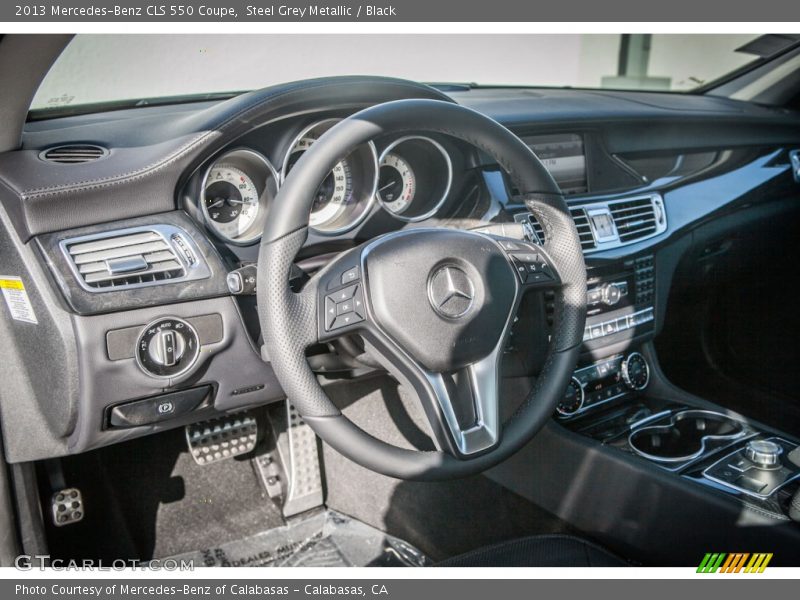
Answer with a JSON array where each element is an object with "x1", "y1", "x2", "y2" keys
[{"x1": 436, "y1": 534, "x2": 628, "y2": 567}]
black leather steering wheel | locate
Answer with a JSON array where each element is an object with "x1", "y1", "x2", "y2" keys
[{"x1": 257, "y1": 99, "x2": 587, "y2": 480}]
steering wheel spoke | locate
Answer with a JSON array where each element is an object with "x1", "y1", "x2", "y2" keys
[{"x1": 364, "y1": 330, "x2": 505, "y2": 458}]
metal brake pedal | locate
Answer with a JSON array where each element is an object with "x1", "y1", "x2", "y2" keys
[
  {"x1": 186, "y1": 413, "x2": 258, "y2": 465},
  {"x1": 52, "y1": 488, "x2": 84, "y2": 527}
]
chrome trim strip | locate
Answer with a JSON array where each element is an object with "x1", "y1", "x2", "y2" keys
[{"x1": 628, "y1": 409, "x2": 750, "y2": 465}]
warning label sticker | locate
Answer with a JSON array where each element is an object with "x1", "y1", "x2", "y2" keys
[{"x1": 0, "y1": 276, "x2": 38, "y2": 324}]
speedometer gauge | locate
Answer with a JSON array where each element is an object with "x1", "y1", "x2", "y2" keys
[
  {"x1": 204, "y1": 165, "x2": 260, "y2": 238},
  {"x1": 378, "y1": 154, "x2": 416, "y2": 215},
  {"x1": 200, "y1": 149, "x2": 278, "y2": 245},
  {"x1": 281, "y1": 119, "x2": 378, "y2": 235},
  {"x1": 284, "y1": 137, "x2": 354, "y2": 229}
]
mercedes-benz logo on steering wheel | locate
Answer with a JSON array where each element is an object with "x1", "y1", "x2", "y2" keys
[{"x1": 428, "y1": 265, "x2": 475, "y2": 319}]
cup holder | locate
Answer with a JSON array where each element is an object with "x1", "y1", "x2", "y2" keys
[{"x1": 629, "y1": 410, "x2": 747, "y2": 463}]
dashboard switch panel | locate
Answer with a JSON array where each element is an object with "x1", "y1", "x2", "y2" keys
[{"x1": 135, "y1": 317, "x2": 200, "y2": 378}]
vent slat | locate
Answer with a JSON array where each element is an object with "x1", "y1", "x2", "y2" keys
[
  {"x1": 83, "y1": 260, "x2": 183, "y2": 284},
  {"x1": 609, "y1": 199, "x2": 658, "y2": 244},
  {"x1": 67, "y1": 231, "x2": 162, "y2": 255},
  {"x1": 65, "y1": 229, "x2": 185, "y2": 289},
  {"x1": 70, "y1": 240, "x2": 170, "y2": 265},
  {"x1": 569, "y1": 208, "x2": 596, "y2": 251},
  {"x1": 41, "y1": 144, "x2": 108, "y2": 164}
]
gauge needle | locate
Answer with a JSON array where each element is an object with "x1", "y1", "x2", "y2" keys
[
  {"x1": 378, "y1": 180, "x2": 396, "y2": 192},
  {"x1": 207, "y1": 199, "x2": 225, "y2": 208}
]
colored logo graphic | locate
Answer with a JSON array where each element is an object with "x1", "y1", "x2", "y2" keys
[{"x1": 697, "y1": 553, "x2": 773, "y2": 573}]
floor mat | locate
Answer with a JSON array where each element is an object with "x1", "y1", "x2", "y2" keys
[
  {"x1": 45, "y1": 424, "x2": 285, "y2": 561},
  {"x1": 164, "y1": 509, "x2": 431, "y2": 567}
]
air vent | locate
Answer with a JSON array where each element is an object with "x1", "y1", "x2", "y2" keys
[
  {"x1": 609, "y1": 197, "x2": 659, "y2": 243},
  {"x1": 513, "y1": 212, "x2": 546, "y2": 244},
  {"x1": 569, "y1": 207, "x2": 597, "y2": 252},
  {"x1": 40, "y1": 144, "x2": 108, "y2": 164},
  {"x1": 60, "y1": 225, "x2": 211, "y2": 292}
]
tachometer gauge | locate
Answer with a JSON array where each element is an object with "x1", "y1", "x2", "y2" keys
[
  {"x1": 200, "y1": 149, "x2": 278, "y2": 245},
  {"x1": 204, "y1": 165, "x2": 259, "y2": 238},
  {"x1": 378, "y1": 154, "x2": 416, "y2": 215},
  {"x1": 281, "y1": 119, "x2": 378, "y2": 235}
]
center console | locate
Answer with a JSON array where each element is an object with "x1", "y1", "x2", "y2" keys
[
  {"x1": 581, "y1": 254, "x2": 655, "y2": 347},
  {"x1": 555, "y1": 342, "x2": 800, "y2": 522}
]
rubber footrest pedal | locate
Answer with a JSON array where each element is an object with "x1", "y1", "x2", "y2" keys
[
  {"x1": 186, "y1": 413, "x2": 257, "y2": 465},
  {"x1": 52, "y1": 488, "x2": 84, "y2": 527}
]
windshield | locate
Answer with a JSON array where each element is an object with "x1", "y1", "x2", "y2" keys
[{"x1": 31, "y1": 34, "x2": 761, "y2": 113}]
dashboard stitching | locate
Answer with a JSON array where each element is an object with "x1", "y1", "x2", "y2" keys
[{"x1": 17, "y1": 79, "x2": 449, "y2": 198}]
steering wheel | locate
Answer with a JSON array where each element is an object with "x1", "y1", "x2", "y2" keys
[{"x1": 257, "y1": 99, "x2": 586, "y2": 480}]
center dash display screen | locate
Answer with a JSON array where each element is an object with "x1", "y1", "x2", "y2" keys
[{"x1": 523, "y1": 133, "x2": 587, "y2": 195}]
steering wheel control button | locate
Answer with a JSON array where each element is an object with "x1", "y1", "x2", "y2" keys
[
  {"x1": 428, "y1": 265, "x2": 475, "y2": 319},
  {"x1": 500, "y1": 242, "x2": 557, "y2": 286},
  {"x1": 107, "y1": 385, "x2": 212, "y2": 429},
  {"x1": 353, "y1": 287, "x2": 365, "y2": 318},
  {"x1": 341, "y1": 266, "x2": 360, "y2": 285},
  {"x1": 325, "y1": 297, "x2": 337, "y2": 329},
  {"x1": 337, "y1": 300, "x2": 354, "y2": 315},
  {"x1": 135, "y1": 317, "x2": 200, "y2": 378},
  {"x1": 325, "y1": 284, "x2": 364, "y2": 331}
]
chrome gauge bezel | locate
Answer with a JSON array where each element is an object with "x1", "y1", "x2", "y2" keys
[
  {"x1": 200, "y1": 148, "x2": 279, "y2": 245},
  {"x1": 281, "y1": 118, "x2": 379, "y2": 236},
  {"x1": 622, "y1": 351, "x2": 650, "y2": 391},
  {"x1": 377, "y1": 135, "x2": 453, "y2": 223},
  {"x1": 556, "y1": 376, "x2": 586, "y2": 418}
]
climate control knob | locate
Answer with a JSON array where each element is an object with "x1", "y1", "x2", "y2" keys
[
  {"x1": 136, "y1": 317, "x2": 199, "y2": 379},
  {"x1": 557, "y1": 377, "x2": 585, "y2": 418},
  {"x1": 622, "y1": 352, "x2": 649, "y2": 391}
]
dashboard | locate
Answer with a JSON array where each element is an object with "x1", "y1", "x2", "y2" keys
[{"x1": 2, "y1": 76, "x2": 800, "y2": 464}]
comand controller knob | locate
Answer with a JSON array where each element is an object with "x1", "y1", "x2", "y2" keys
[{"x1": 745, "y1": 440, "x2": 783, "y2": 469}]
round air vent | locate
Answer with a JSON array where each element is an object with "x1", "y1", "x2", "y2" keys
[{"x1": 40, "y1": 144, "x2": 109, "y2": 164}]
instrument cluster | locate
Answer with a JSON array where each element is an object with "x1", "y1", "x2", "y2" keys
[{"x1": 196, "y1": 119, "x2": 455, "y2": 245}]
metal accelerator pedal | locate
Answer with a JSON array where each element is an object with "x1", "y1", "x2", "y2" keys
[
  {"x1": 256, "y1": 400, "x2": 324, "y2": 518},
  {"x1": 185, "y1": 412, "x2": 258, "y2": 465}
]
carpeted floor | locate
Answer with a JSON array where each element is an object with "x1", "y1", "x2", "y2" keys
[{"x1": 44, "y1": 425, "x2": 284, "y2": 561}]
